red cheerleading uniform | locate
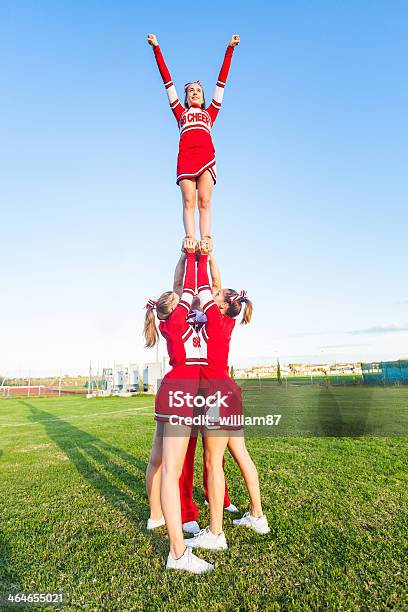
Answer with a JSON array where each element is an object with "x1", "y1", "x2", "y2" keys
[
  {"x1": 154, "y1": 252, "x2": 207, "y2": 423},
  {"x1": 197, "y1": 254, "x2": 235, "y2": 378},
  {"x1": 197, "y1": 254, "x2": 243, "y2": 430},
  {"x1": 151, "y1": 254, "x2": 227, "y2": 519},
  {"x1": 178, "y1": 306, "x2": 233, "y2": 521},
  {"x1": 152, "y1": 44, "x2": 235, "y2": 185}
]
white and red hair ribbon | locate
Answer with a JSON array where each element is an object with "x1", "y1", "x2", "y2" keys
[
  {"x1": 145, "y1": 298, "x2": 157, "y2": 310},
  {"x1": 186, "y1": 311, "x2": 196, "y2": 324},
  {"x1": 184, "y1": 80, "x2": 202, "y2": 92},
  {"x1": 229, "y1": 290, "x2": 248, "y2": 304}
]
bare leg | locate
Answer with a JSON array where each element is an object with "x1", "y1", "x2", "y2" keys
[
  {"x1": 228, "y1": 435, "x2": 263, "y2": 517},
  {"x1": 146, "y1": 423, "x2": 163, "y2": 520},
  {"x1": 179, "y1": 178, "x2": 197, "y2": 238},
  {"x1": 202, "y1": 435, "x2": 231, "y2": 507},
  {"x1": 161, "y1": 423, "x2": 191, "y2": 559},
  {"x1": 203, "y1": 430, "x2": 229, "y2": 535},
  {"x1": 197, "y1": 170, "x2": 214, "y2": 239}
]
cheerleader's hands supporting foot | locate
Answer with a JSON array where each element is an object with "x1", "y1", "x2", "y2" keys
[
  {"x1": 198, "y1": 239, "x2": 211, "y2": 256},
  {"x1": 183, "y1": 236, "x2": 197, "y2": 254},
  {"x1": 229, "y1": 34, "x2": 240, "y2": 47},
  {"x1": 201, "y1": 235, "x2": 213, "y2": 253}
]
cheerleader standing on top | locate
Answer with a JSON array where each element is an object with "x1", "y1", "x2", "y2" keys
[{"x1": 147, "y1": 33, "x2": 240, "y2": 242}]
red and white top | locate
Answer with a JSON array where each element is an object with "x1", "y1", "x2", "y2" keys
[
  {"x1": 196, "y1": 254, "x2": 235, "y2": 377},
  {"x1": 159, "y1": 252, "x2": 207, "y2": 370},
  {"x1": 152, "y1": 44, "x2": 235, "y2": 184}
]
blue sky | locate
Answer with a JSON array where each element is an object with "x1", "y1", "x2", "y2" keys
[{"x1": 1, "y1": 1, "x2": 407, "y2": 376}]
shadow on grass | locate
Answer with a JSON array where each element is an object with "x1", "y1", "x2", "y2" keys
[
  {"x1": 318, "y1": 386, "x2": 373, "y2": 436},
  {"x1": 19, "y1": 401, "x2": 167, "y2": 558},
  {"x1": 0, "y1": 529, "x2": 23, "y2": 598}
]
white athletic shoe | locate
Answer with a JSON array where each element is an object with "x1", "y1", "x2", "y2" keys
[
  {"x1": 147, "y1": 516, "x2": 165, "y2": 530},
  {"x1": 183, "y1": 520, "x2": 201, "y2": 535},
  {"x1": 204, "y1": 500, "x2": 239, "y2": 513},
  {"x1": 185, "y1": 526, "x2": 228, "y2": 550},
  {"x1": 233, "y1": 512, "x2": 270, "y2": 534},
  {"x1": 166, "y1": 547, "x2": 214, "y2": 574}
]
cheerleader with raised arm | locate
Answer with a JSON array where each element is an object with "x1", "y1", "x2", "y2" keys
[
  {"x1": 147, "y1": 33, "x2": 240, "y2": 242},
  {"x1": 184, "y1": 241, "x2": 270, "y2": 553},
  {"x1": 173, "y1": 249, "x2": 238, "y2": 535},
  {"x1": 144, "y1": 238, "x2": 212, "y2": 574},
  {"x1": 173, "y1": 246, "x2": 238, "y2": 535}
]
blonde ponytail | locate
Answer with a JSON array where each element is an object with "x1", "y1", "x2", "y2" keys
[
  {"x1": 240, "y1": 298, "x2": 253, "y2": 325},
  {"x1": 224, "y1": 289, "x2": 253, "y2": 324},
  {"x1": 144, "y1": 308, "x2": 159, "y2": 348},
  {"x1": 143, "y1": 291, "x2": 178, "y2": 348}
]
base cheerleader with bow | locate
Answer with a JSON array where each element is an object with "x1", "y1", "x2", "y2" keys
[
  {"x1": 182, "y1": 241, "x2": 270, "y2": 554},
  {"x1": 144, "y1": 238, "x2": 214, "y2": 574}
]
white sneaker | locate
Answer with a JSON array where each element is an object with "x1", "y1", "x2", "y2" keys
[
  {"x1": 183, "y1": 520, "x2": 201, "y2": 535},
  {"x1": 147, "y1": 516, "x2": 165, "y2": 530},
  {"x1": 233, "y1": 512, "x2": 270, "y2": 534},
  {"x1": 166, "y1": 547, "x2": 214, "y2": 574},
  {"x1": 204, "y1": 500, "x2": 239, "y2": 513},
  {"x1": 185, "y1": 526, "x2": 228, "y2": 550}
]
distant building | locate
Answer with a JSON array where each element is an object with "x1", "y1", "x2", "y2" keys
[
  {"x1": 102, "y1": 358, "x2": 170, "y2": 394},
  {"x1": 234, "y1": 362, "x2": 362, "y2": 379},
  {"x1": 329, "y1": 363, "x2": 362, "y2": 376},
  {"x1": 143, "y1": 362, "x2": 163, "y2": 394},
  {"x1": 102, "y1": 363, "x2": 141, "y2": 393}
]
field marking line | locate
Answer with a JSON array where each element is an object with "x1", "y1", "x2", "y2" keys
[{"x1": 0, "y1": 406, "x2": 153, "y2": 428}]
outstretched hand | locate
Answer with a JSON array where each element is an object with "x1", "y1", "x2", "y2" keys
[
  {"x1": 147, "y1": 33, "x2": 158, "y2": 47},
  {"x1": 229, "y1": 34, "x2": 240, "y2": 47},
  {"x1": 183, "y1": 237, "x2": 197, "y2": 254}
]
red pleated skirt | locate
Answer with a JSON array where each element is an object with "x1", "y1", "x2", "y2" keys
[{"x1": 176, "y1": 130, "x2": 217, "y2": 185}]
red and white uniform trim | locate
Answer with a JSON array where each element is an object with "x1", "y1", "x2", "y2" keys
[{"x1": 152, "y1": 44, "x2": 235, "y2": 185}]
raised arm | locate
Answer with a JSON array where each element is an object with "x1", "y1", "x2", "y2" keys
[
  {"x1": 173, "y1": 250, "x2": 187, "y2": 296},
  {"x1": 197, "y1": 251, "x2": 220, "y2": 325},
  {"x1": 171, "y1": 240, "x2": 197, "y2": 325},
  {"x1": 147, "y1": 34, "x2": 184, "y2": 124},
  {"x1": 209, "y1": 253, "x2": 222, "y2": 295},
  {"x1": 206, "y1": 34, "x2": 239, "y2": 124}
]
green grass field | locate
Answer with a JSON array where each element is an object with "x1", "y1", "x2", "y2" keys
[
  {"x1": 0, "y1": 393, "x2": 407, "y2": 611},
  {"x1": 239, "y1": 380, "x2": 408, "y2": 436}
]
